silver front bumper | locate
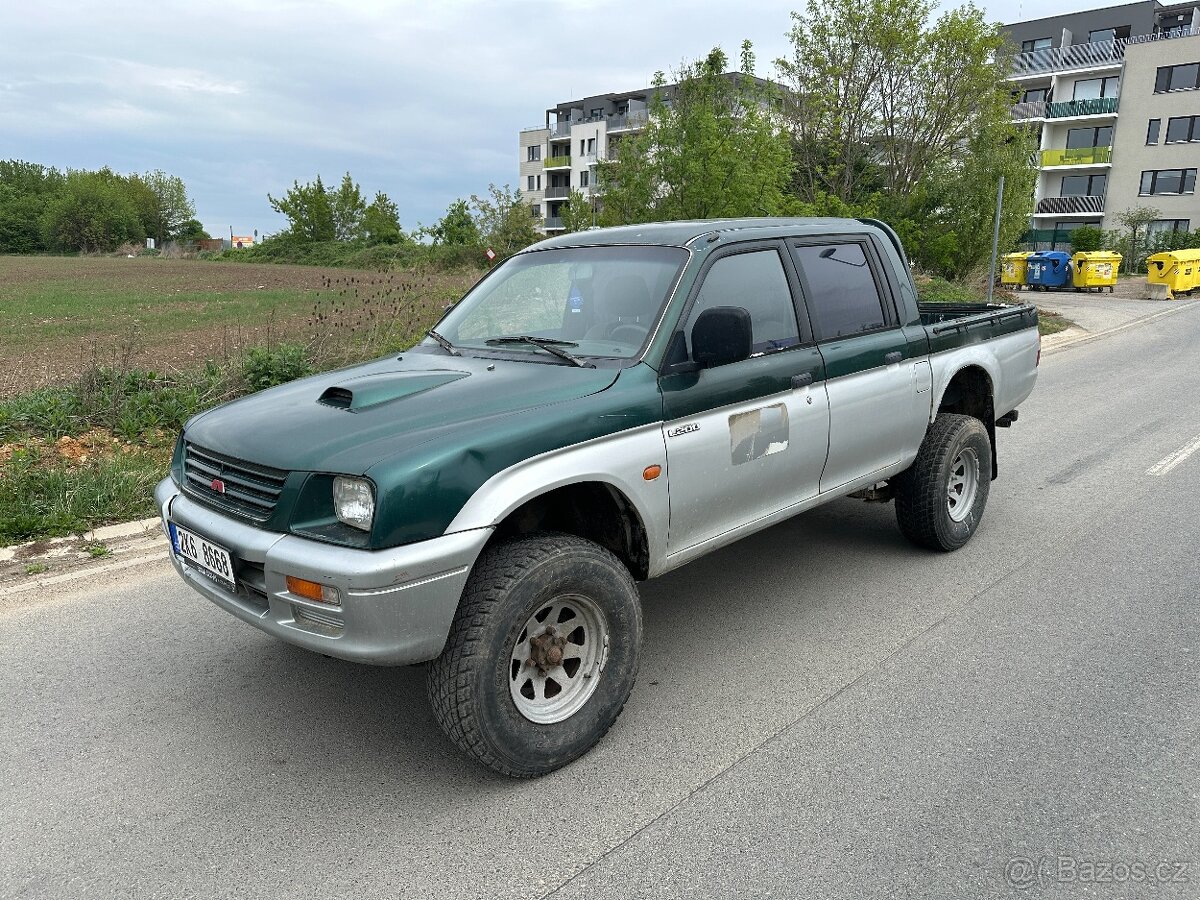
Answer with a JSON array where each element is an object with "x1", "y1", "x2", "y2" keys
[{"x1": 155, "y1": 478, "x2": 491, "y2": 665}]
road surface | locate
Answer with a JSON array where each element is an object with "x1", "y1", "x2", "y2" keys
[{"x1": 3, "y1": 303, "x2": 1198, "y2": 899}]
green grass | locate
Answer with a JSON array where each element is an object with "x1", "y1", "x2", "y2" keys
[
  {"x1": 916, "y1": 274, "x2": 1076, "y2": 336},
  {"x1": 0, "y1": 446, "x2": 167, "y2": 545}
]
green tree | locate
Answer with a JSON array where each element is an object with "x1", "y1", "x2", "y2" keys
[
  {"x1": 131, "y1": 170, "x2": 195, "y2": 246},
  {"x1": 331, "y1": 172, "x2": 367, "y2": 241},
  {"x1": 1069, "y1": 225, "x2": 1104, "y2": 253},
  {"x1": 559, "y1": 190, "x2": 595, "y2": 233},
  {"x1": 470, "y1": 183, "x2": 541, "y2": 256},
  {"x1": 40, "y1": 169, "x2": 144, "y2": 252},
  {"x1": 776, "y1": 0, "x2": 1036, "y2": 277},
  {"x1": 1117, "y1": 205, "x2": 1161, "y2": 272},
  {"x1": 598, "y1": 43, "x2": 791, "y2": 225},
  {"x1": 176, "y1": 218, "x2": 211, "y2": 242},
  {"x1": 428, "y1": 198, "x2": 480, "y2": 246},
  {"x1": 362, "y1": 191, "x2": 403, "y2": 244},
  {"x1": 269, "y1": 175, "x2": 336, "y2": 241},
  {"x1": 0, "y1": 160, "x2": 65, "y2": 253}
]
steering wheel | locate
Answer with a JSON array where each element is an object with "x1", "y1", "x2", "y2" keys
[{"x1": 608, "y1": 323, "x2": 649, "y2": 346}]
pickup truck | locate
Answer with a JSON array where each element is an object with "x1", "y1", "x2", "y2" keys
[{"x1": 155, "y1": 217, "x2": 1039, "y2": 776}]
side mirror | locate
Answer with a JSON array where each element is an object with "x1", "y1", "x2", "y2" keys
[{"x1": 691, "y1": 306, "x2": 752, "y2": 369}]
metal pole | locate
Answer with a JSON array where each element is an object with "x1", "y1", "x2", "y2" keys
[{"x1": 987, "y1": 175, "x2": 1005, "y2": 305}]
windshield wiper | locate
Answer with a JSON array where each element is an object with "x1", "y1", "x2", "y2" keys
[
  {"x1": 426, "y1": 329, "x2": 460, "y2": 356},
  {"x1": 484, "y1": 335, "x2": 594, "y2": 368}
]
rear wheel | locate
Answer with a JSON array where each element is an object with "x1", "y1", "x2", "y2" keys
[
  {"x1": 894, "y1": 413, "x2": 992, "y2": 551},
  {"x1": 428, "y1": 532, "x2": 641, "y2": 777}
]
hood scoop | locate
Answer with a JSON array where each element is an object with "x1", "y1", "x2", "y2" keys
[{"x1": 318, "y1": 370, "x2": 469, "y2": 411}]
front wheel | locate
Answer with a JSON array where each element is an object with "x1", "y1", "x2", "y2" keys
[
  {"x1": 427, "y1": 532, "x2": 641, "y2": 777},
  {"x1": 894, "y1": 413, "x2": 992, "y2": 551}
]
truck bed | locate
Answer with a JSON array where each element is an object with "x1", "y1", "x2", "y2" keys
[{"x1": 918, "y1": 302, "x2": 1038, "y2": 335}]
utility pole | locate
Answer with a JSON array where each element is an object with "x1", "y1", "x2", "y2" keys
[{"x1": 987, "y1": 175, "x2": 1005, "y2": 304}]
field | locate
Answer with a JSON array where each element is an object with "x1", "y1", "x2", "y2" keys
[{"x1": 0, "y1": 256, "x2": 480, "y2": 396}]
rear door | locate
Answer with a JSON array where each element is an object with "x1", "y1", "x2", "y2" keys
[
  {"x1": 788, "y1": 238, "x2": 922, "y2": 493},
  {"x1": 660, "y1": 242, "x2": 830, "y2": 557}
]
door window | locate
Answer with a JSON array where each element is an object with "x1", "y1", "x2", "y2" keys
[
  {"x1": 688, "y1": 250, "x2": 800, "y2": 357},
  {"x1": 792, "y1": 243, "x2": 890, "y2": 340}
]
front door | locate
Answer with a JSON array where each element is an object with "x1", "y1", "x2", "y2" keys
[{"x1": 661, "y1": 243, "x2": 830, "y2": 558}]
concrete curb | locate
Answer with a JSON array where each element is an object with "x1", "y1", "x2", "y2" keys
[
  {"x1": 1042, "y1": 299, "x2": 1198, "y2": 356},
  {"x1": 0, "y1": 517, "x2": 162, "y2": 563}
]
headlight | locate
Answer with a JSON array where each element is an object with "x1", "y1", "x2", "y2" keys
[{"x1": 333, "y1": 476, "x2": 375, "y2": 531}]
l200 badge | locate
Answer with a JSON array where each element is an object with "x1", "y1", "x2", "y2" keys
[{"x1": 667, "y1": 423, "x2": 700, "y2": 437}]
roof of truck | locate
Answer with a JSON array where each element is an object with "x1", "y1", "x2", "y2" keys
[{"x1": 526, "y1": 217, "x2": 881, "y2": 251}]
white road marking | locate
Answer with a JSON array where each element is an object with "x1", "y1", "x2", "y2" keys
[{"x1": 1148, "y1": 433, "x2": 1200, "y2": 477}]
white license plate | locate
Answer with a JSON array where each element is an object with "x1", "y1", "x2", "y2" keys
[{"x1": 169, "y1": 523, "x2": 235, "y2": 591}]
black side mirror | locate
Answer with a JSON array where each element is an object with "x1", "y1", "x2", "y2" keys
[{"x1": 691, "y1": 306, "x2": 752, "y2": 368}]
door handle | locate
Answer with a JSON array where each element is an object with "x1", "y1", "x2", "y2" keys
[
  {"x1": 884, "y1": 351, "x2": 903, "y2": 364},
  {"x1": 791, "y1": 372, "x2": 813, "y2": 388}
]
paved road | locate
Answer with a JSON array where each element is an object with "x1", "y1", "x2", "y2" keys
[{"x1": 4, "y1": 304, "x2": 1199, "y2": 899}]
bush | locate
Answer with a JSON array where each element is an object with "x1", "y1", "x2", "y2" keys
[
  {"x1": 242, "y1": 344, "x2": 313, "y2": 391},
  {"x1": 211, "y1": 232, "x2": 487, "y2": 272},
  {"x1": 1069, "y1": 226, "x2": 1104, "y2": 253}
]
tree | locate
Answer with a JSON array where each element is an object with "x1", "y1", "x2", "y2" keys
[
  {"x1": 330, "y1": 172, "x2": 367, "y2": 241},
  {"x1": 269, "y1": 175, "x2": 336, "y2": 241},
  {"x1": 775, "y1": 0, "x2": 1038, "y2": 278},
  {"x1": 470, "y1": 184, "x2": 541, "y2": 256},
  {"x1": 1117, "y1": 205, "x2": 1161, "y2": 272},
  {"x1": 1069, "y1": 225, "x2": 1104, "y2": 253},
  {"x1": 0, "y1": 160, "x2": 64, "y2": 253},
  {"x1": 427, "y1": 198, "x2": 480, "y2": 246},
  {"x1": 559, "y1": 190, "x2": 595, "y2": 233},
  {"x1": 362, "y1": 191, "x2": 403, "y2": 244},
  {"x1": 176, "y1": 218, "x2": 211, "y2": 242},
  {"x1": 39, "y1": 169, "x2": 144, "y2": 252},
  {"x1": 598, "y1": 43, "x2": 791, "y2": 225},
  {"x1": 131, "y1": 170, "x2": 195, "y2": 246}
]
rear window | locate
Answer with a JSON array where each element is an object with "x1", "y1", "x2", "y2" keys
[{"x1": 791, "y1": 243, "x2": 890, "y2": 340}]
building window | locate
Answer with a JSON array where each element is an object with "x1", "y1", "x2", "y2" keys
[
  {"x1": 1020, "y1": 87, "x2": 1050, "y2": 103},
  {"x1": 1147, "y1": 119, "x2": 1161, "y2": 144},
  {"x1": 527, "y1": 145, "x2": 542, "y2": 162},
  {"x1": 527, "y1": 175, "x2": 536, "y2": 191},
  {"x1": 1089, "y1": 26, "x2": 1129, "y2": 42},
  {"x1": 530, "y1": 204, "x2": 540, "y2": 219},
  {"x1": 1072, "y1": 76, "x2": 1119, "y2": 100},
  {"x1": 1147, "y1": 219, "x2": 1191, "y2": 236},
  {"x1": 1139, "y1": 168, "x2": 1198, "y2": 195},
  {"x1": 1022, "y1": 37, "x2": 1052, "y2": 52},
  {"x1": 1154, "y1": 62, "x2": 1200, "y2": 93},
  {"x1": 586, "y1": 137, "x2": 596, "y2": 155},
  {"x1": 1165, "y1": 116, "x2": 1200, "y2": 143},
  {"x1": 1061, "y1": 174, "x2": 1107, "y2": 196},
  {"x1": 1066, "y1": 126, "x2": 1113, "y2": 148},
  {"x1": 580, "y1": 171, "x2": 590, "y2": 188},
  {"x1": 580, "y1": 139, "x2": 585, "y2": 156},
  {"x1": 616, "y1": 103, "x2": 628, "y2": 115}
]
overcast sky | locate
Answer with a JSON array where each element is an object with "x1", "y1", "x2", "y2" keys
[{"x1": 1, "y1": 0, "x2": 1097, "y2": 238}]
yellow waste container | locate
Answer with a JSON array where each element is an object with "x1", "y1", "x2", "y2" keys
[
  {"x1": 1000, "y1": 252, "x2": 1032, "y2": 290},
  {"x1": 1146, "y1": 249, "x2": 1200, "y2": 295},
  {"x1": 1071, "y1": 250, "x2": 1122, "y2": 293}
]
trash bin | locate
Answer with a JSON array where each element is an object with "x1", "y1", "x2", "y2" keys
[
  {"x1": 1071, "y1": 250, "x2": 1122, "y2": 293},
  {"x1": 1025, "y1": 250, "x2": 1073, "y2": 291},
  {"x1": 1000, "y1": 252, "x2": 1033, "y2": 290},
  {"x1": 1146, "y1": 249, "x2": 1200, "y2": 296}
]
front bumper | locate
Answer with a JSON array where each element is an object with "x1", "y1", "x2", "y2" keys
[{"x1": 155, "y1": 478, "x2": 491, "y2": 665}]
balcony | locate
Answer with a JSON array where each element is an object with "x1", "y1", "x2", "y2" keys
[
  {"x1": 544, "y1": 155, "x2": 571, "y2": 169},
  {"x1": 544, "y1": 217, "x2": 564, "y2": 230},
  {"x1": 544, "y1": 186, "x2": 570, "y2": 200},
  {"x1": 1011, "y1": 100, "x2": 1047, "y2": 119},
  {"x1": 1011, "y1": 39, "x2": 1125, "y2": 77},
  {"x1": 1046, "y1": 97, "x2": 1119, "y2": 118},
  {"x1": 1040, "y1": 146, "x2": 1112, "y2": 167},
  {"x1": 549, "y1": 121, "x2": 571, "y2": 138},
  {"x1": 1035, "y1": 195, "x2": 1105, "y2": 215},
  {"x1": 607, "y1": 111, "x2": 649, "y2": 132}
]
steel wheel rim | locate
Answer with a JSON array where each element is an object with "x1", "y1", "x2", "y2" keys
[
  {"x1": 947, "y1": 447, "x2": 979, "y2": 523},
  {"x1": 509, "y1": 593, "x2": 609, "y2": 725}
]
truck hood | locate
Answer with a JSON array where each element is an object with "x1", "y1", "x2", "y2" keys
[{"x1": 183, "y1": 351, "x2": 622, "y2": 474}]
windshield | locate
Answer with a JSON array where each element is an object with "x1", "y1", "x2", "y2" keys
[{"x1": 434, "y1": 245, "x2": 688, "y2": 361}]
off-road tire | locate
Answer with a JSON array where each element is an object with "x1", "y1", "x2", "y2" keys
[
  {"x1": 894, "y1": 413, "x2": 992, "y2": 552},
  {"x1": 427, "y1": 532, "x2": 641, "y2": 777}
]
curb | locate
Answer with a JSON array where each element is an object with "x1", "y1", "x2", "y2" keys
[
  {"x1": 1042, "y1": 299, "x2": 1198, "y2": 356},
  {"x1": 0, "y1": 517, "x2": 162, "y2": 563}
]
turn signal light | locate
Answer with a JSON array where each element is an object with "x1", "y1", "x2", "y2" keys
[
  {"x1": 285, "y1": 575, "x2": 341, "y2": 605},
  {"x1": 643, "y1": 464, "x2": 663, "y2": 481}
]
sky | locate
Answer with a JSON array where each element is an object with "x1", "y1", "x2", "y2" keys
[{"x1": 1, "y1": 0, "x2": 1101, "y2": 238}]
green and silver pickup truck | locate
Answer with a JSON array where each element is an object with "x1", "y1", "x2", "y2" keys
[{"x1": 156, "y1": 217, "x2": 1039, "y2": 776}]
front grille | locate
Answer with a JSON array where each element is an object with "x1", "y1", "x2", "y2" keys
[{"x1": 183, "y1": 443, "x2": 288, "y2": 522}]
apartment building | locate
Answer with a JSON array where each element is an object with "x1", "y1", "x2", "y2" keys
[{"x1": 1004, "y1": 1, "x2": 1200, "y2": 249}]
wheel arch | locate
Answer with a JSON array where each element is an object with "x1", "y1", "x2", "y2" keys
[{"x1": 933, "y1": 363, "x2": 998, "y2": 479}]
